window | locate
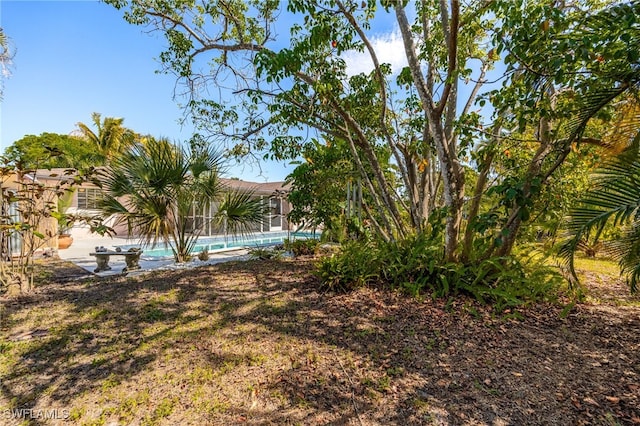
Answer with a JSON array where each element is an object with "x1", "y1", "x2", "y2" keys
[
  {"x1": 1, "y1": 194, "x2": 21, "y2": 255},
  {"x1": 270, "y1": 197, "x2": 282, "y2": 228},
  {"x1": 77, "y1": 188, "x2": 103, "y2": 210}
]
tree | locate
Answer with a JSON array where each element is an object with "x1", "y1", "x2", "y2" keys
[
  {"x1": 4, "y1": 133, "x2": 105, "y2": 169},
  {"x1": 286, "y1": 140, "x2": 349, "y2": 237},
  {"x1": 287, "y1": 138, "x2": 359, "y2": 240},
  {"x1": 74, "y1": 112, "x2": 136, "y2": 162},
  {"x1": 0, "y1": 164, "x2": 101, "y2": 295},
  {"x1": 560, "y1": 94, "x2": 640, "y2": 289},
  {"x1": 561, "y1": 143, "x2": 640, "y2": 290},
  {"x1": 479, "y1": 0, "x2": 640, "y2": 259},
  {"x1": 98, "y1": 137, "x2": 264, "y2": 262},
  {"x1": 287, "y1": 135, "x2": 397, "y2": 241},
  {"x1": 0, "y1": 27, "x2": 14, "y2": 100},
  {"x1": 0, "y1": 165, "x2": 60, "y2": 295},
  {"x1": 105, "y1": 0, "x2": 638, "y2": 265},
  {"x1": 104, "y1": 0, "x2": 493, "y2": 259}
]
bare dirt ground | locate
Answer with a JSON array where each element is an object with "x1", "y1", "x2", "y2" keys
[{"x1": 0, "y1": 257, "x2": 639, "y2": 425}]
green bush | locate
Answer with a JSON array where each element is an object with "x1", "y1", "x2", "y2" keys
[
  {"x1": 377, "y1": 233, "x2": 445, "y2": 297},
  {"x1": 454, "y1": 254, "x2": 562, "y2": 311},
  {"x1": 315, "y1": 233, "x2": 562, "y2": 310},
  {"x1": 197, "y1": 249, "x2": 210, "y2": 261},
  {"x1": 315, "y1": 240, "x2": 380, "y2": 292},
  {"x1": 285, "y1": 238, "x2": 320, "y2": 257},
  {"x1": 249, "y1": 246, "x2": 284, "y2": 260}
]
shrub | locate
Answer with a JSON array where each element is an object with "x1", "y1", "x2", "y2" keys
[
  {"x1": 377, "y1": 233, "x2": 445, "y2": 297},
  {"x1": 249, "y1": 246, "x2": 283, "y2": 260},
  {"x1": 454, "y1": 253, "x2": 562, "y2": 311},
  {"x1": 285, "y1": 238, "x2": 319, "y2": 257},
  {"x1": 315, "y1": 233, "x2": 562, "y2": 310},
  {"x1": 197, "y1": 249, "x2": 210, "y2": 261},
  {"x1": 315, "y1": 240, "x2": 380, "y2": 292}
]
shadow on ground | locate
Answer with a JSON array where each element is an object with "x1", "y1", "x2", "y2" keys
[{"x1": 0, "y1": 258, "x2": 639, "y2": 425}]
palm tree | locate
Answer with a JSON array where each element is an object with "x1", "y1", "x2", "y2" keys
[
  {"x1": 550, "y1": 1, "x2": 640, "y2": 291},
  {"x1": 560, "y1": 135, "x2": 640, "y2": 291},
  {"x1": 75, "y1": 112, "x2": 135, "y2": 162},
  {"x1": 98, "y1": 137, "x2": 264, "y2": 262}
]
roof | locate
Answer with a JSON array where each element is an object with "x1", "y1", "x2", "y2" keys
[
  {"x1": 220, "y1": 178, "x2": 290, "y2": 194},
  {"x1": 22, "y1": 168, "x2": 290, "y2": 195}
]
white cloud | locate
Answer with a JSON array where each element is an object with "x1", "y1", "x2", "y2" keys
[{"x1": 341, "y1": 29, "x2": 408, "y2": 77}]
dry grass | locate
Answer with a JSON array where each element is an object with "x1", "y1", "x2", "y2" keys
[
  {"x1": 572, "y1": 255, "x2": 640, "y2": 307},
  {"x1": 0, "y1": 257, "x2": 638, "y2": 425}
]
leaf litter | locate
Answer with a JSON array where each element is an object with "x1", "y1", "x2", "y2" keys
[{"x1": 0, "y1": 257, "x2": 638, "y2": 425}]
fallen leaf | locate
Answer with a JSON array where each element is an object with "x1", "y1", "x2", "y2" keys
[
  {"x1": 605, "y1": 396, "x2": 620, "y2": 404},
  {"x1": 583, "y1": 397, "x2": 600, "y2": 407},
  {"x1": 571, "y1": 398, "x2": 582, "y2": 410}
]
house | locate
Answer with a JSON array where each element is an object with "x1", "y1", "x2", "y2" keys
[
  {"x1": 71, "y1": 175, "x2": 292, "y2": 242},
  {"x1": 0, "y1": 168, "x2": 292, "y2": 252},
  {"x1": 0, "y1": 169, "x2": 62, "y2": 256}
]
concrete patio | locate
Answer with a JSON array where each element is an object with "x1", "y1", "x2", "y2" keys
[{"x1": 57, "y1": 225, "x2": 250, "y2": 277}]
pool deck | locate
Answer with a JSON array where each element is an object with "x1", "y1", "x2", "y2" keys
[{"x1": 57, "y1": 230, "x2": 250, "y2": 278}]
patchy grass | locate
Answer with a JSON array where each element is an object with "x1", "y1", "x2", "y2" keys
[
  {"x1": 572, "y1": 255, "x2": 640, "y2": 307},
  {"x1": 573, "y1": 255, "x2": 620, "y2": 276},
  {"x1": 0, "y1": 257, "x2": 638, "y2": 425}
]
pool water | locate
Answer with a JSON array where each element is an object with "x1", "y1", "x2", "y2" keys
[{"x1": 116, "y1": 231, "x2": 317, "y2": 259}]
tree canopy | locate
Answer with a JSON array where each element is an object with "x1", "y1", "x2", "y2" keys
[
  {"x1": 105, "y1": 0, "x2": 640, "y2": 281},
  {"x1": 4, "y1": 132, "x2": 105, "y2": 169}
]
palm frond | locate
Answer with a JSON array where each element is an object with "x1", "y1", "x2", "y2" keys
[
  {"x1": 190, "y1": 145, "x2": 225, "y2": 178},
  {"x1": 563, "y1": 86, "x2": 629, "y2": 147},
  {"x1": 98, "y1": 137, "x2": 263, "y2": 262},
  {"x1": 214, "y1": 188, "x2": 266, "y2": 237},
  {"x1": 75, "y1": 122, "x2": 100, "y2": 146},
  {"x1": 600, "y1": 100, "x2": 640, "y2": 154},
  {"x1": 560, "y1": 140, "x2": 640, "y2": 290},
  {"x1": 75, "y1": 113, "x2": 136, "y2": 160}
]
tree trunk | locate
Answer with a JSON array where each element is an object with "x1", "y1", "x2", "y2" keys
[{"x1": 395, "y1": 1, "x2": 463, "y2": 261}]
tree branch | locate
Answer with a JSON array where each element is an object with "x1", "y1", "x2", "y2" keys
[{"x1": 435, "y1": 0, "x2": 459, "y2": 117}]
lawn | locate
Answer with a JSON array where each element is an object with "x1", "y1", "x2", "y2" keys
[{"x1": 0, "y1": 257, "x2": 639, "y2": 425}]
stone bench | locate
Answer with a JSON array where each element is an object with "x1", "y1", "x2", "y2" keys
[{"x1": 89, "y1": 249, "x2": 143, "y2": 273}]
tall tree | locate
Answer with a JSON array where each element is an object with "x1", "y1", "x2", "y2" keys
[
  {"x1": 104, "y1": 0, "x2": 492, "y2": 259},
  {"x1": 0, "y1": 28, "x2": 15, "y2": 100},
  {"x1": 105, "y1": 0, "x2": 638, "y2": 264},
  {"x1": 74, "y1": 112, "x2": 136, "y2": 162},
  {"x1": 482, "y1": 0, "x2": 640, "y2": 259}
]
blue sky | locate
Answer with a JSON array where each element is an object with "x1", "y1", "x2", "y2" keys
[
  {"x1": 0, "y1": 0, "x2": 295, "y2": 181},
  {"x1": 0, "y1": 1, "x2": 439, "y2": 182}
]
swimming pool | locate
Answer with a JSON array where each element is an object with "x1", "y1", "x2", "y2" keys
[{"x1": 116, "y1": 231, "x2": 318, "y2": 259}]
